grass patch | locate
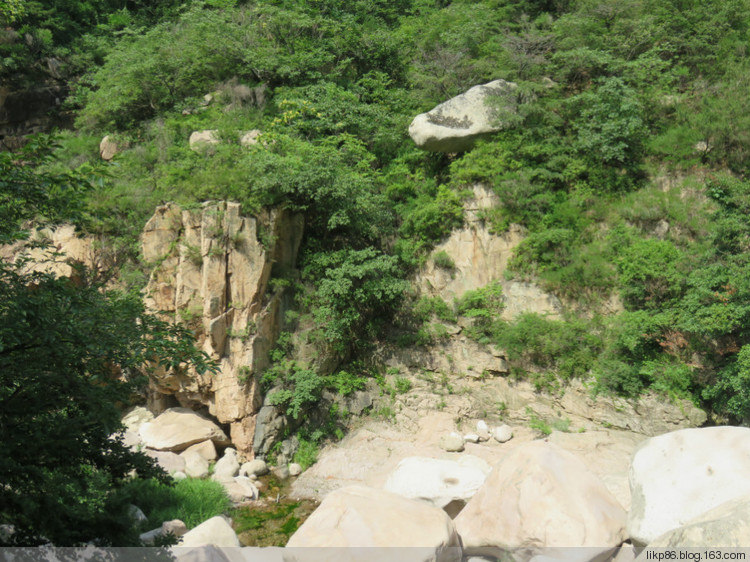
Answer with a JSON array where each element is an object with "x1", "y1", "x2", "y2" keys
[{"x1": 121, "y1": 477, "x2": 231, "y2": 529}]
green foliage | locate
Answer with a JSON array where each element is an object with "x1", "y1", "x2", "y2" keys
[
  {"x1": 398, "y1": 184, "x2": 464, "y2": 245},
  {"x1": 302, "y1": 248, "x2": 409, "y2": 353},
  {"x1": 616, "y1": 238, "x2": 685, "y2": 310},
  {"x1": 432, "y1": 250, "x2": 455, "y2": 270},
  {"x1": 495, "y1": 314, "x2": 603, "y2": 382},
  {"x1": 569, "y1": 77, "x2": 646, "y2": 172},
  {"x1": 0, "y1": 135, "x2": 93, "y2": 244},
  {"x1": 325, "y1": 369, "x2": 367, "y2": 397},
  {"x1": 292, "y1": 438, "x2": 319, "y2": 471},
  {"x1": 394, "y1": 376, "x2": 412, "y2": 394},
  {"x1": 0, "y1": 144, "x2": 217, "y2": 546},
  {"x1": 120, "y1": 477, "x2": 231, "y2": 530},
  {"x1": 77, "y1": 5, "x2": 254, "y2": 130},
  {"x1": 456, "y1": 281, "x2": 505, "y2": 340},
  {"x1": 265, "y1": 362, "x2": 324, "y2": 421},
  {"x1": 528, "y1": 411, "x2": 570, "y2": 436},
  {"x1": 413, "y1": 295, "x2": 455, "y2": 324}
]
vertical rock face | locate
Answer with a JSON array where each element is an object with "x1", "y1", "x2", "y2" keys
[
  {"x1": 141, "y1": 201, "x2": 304, "y2": 458},
  {"x1": 416, "y1": 184, "x2": 563, "y2": 320}
]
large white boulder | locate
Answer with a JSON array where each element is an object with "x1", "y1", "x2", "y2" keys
[
  {"x1": 409, "y1": 79, "x2": 517, "y2": 153},
  {"x1": 628, "y1": 426, "x2": 750, "y2": 545},
  {"x1": 286, "y1": 485, "x2": 461, "y2": 561},
  {"x1": 384, "y1": 456, "x2": 489, "y2": 517},
  {"x1": 179, "y1": 516, "x2": 240, "y2": 548},
  {"x1": 139, "y1": 408, "x2": 230, "y2": 452},
  {"x1": 454, "y1": 441, "x2": 627, "y2": 558},
  {"x1": 635, "y1": 495, "x2": 750, "y2": 552}
]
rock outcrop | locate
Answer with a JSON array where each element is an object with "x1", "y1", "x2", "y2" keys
[
  {"x1": 409, "y1": 79, "x2": 517, "y2": 153},
  {"x1": 189, "y1": 130, "x2": 220, "y2": 151},
  {"x1": 141, "y1": 201, "x2": 304, "y2": 458},
  {"x1": 0, "y1": 224, "x2": 100, "y2": 280},
  {"x1": 416, "y1": 185, "x2": 562, "y2": 320},
  {"x1": 179, "y1": 516, "x2": 240, "y2": 548},
  {"x1": 628, "y1": 426, "x2": 750, "y2": 545},
  {"x1": 99, "y1": 135, "x2": 128, "y2": 160}
]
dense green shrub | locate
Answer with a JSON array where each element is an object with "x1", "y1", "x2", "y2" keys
[
  {"x1": 302, "y1": 248, "x2": 409, "y2": 353},
  {"x1": 495, "y1": 313, "x2": 603, "y2": 382}
]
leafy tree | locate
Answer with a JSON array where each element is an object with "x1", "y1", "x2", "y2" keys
[
  {"x1": 0, "y1": 138, "x2": 216, "y2": 545},
  {"x1": 302, "y1": 248, "x2": 410, "y2": 354},
  {"x1": 570, "y1": 76, "x2": 646, "y2": 176}
]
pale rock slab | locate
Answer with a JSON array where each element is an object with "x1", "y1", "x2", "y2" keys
[
  {"x1": 455, "y1": 441, "x2": 627, "y2": 557},
  {"x1": 179, "y1": 516, "x2": 240, "y2": 548},
  {"x1": 409, "y1": 80, "x2": 517, "y2": 153},
  {"x1": 414, "y1": 186, "x2": 562, "y2": 321},
  {"x1": 221, "y1": 476, "x2": 259, "y2": 503},
  {"x1": 139, "y1": 407, "x2": 230, "y2": 452},
  {"x1": 122, "y1": 406, "x2": 154, "y2": 434},
  {"x1": 146, "y1": 450, "x2": 186, "y2": 474},
  {"x1": 183, "y1": 439, "x2": 218, "y2": 461},
  {"x1": 384, "y1": 456, "x2": 489, "y2": 516},
  {"x1": 635, "y1": 495, "x2": 750, "y2": 551},
  {"x1": 286, "y1": 485, "x2": 461, "y2": 562},
  {"x1": 628, "y1": 426, "x2": 750, "y2": 545}
]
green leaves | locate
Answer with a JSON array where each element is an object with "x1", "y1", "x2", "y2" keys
[
  {"x1": 0, "y1": 135, "x2": 93, "y2": 244},
  {"x1": 0, "y1": 261, "x2": 218, "y2": 545},
  {"x1": 303, "y1": 248, "x2": 409, "y2": 353},
  {"x1": 570, "y1": 77, "x2": 646, "y2": 171}
]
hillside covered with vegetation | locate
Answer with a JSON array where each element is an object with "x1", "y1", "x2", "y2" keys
[{"x1": 5, "y1": 0, "x2": 750, "y2": 543}]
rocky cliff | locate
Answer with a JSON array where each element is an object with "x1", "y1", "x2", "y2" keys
[
  {"x1": 416, "y1": 184, "x2": 562, "y2": 319},
  {"x1": 140, "y1": 201, "x2": 304, "y2": 458}
]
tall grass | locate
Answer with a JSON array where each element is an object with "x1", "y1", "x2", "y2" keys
[{"x1": 121, "y1": 478, "x2": 231, "y2": 529}]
